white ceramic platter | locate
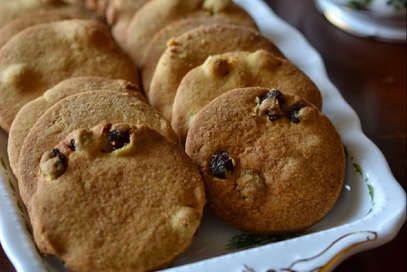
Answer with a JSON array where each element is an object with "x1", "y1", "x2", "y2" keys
[{"x1": 0, "y1": 0, "x2": 406, "y2": 271}]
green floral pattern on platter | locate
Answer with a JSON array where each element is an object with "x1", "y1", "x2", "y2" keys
[{"x1": 226, "y1": 231, "x2": 310, "y2": 251}]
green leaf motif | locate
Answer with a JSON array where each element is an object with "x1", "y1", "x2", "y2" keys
[
  {"x1": 353, "y1": 163, "x2": 363, "y2": 178},
  {"x1": 344, "y1": 145, "x2": 349, "y2": 159},
  {"x1": 0, "y1": 156, "x2": 7, "y2": 171},
  {"x1": 25, "y1": 221, "x2": 33, "y2": 236},
  {"x1": 226, "y1": 232, "x2": 308, "y2": 251},
  {"x1": 17, "y1": 199, "x2": 24, "y2": 214},
  {"x1": 351, "y1": 155, "x2": 375, "y2": 215},
  {"x1": 348, "y1": 0, "x2": 373, "y2": 9},
  {"x1": 8, "y1": 178, "x2": 15, "y2": 193},
  {"x1": 368, "y1": 184, "x2": 374, "y2": 203}
]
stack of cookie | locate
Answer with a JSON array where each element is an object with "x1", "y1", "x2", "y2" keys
[
  {"x1": 0, "y1": 0, "x2": 346, "y2": 271},
  {"x1": 0, "y1": 1, "x2": 206, "y2": 271}
]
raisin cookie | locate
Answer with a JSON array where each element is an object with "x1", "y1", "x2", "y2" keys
[
  {"x1": 18, "y1": 90, "x2": 177, "y2": 207},
  {"x1": 124, "y1": 0, "x2": 258, "y2": 66},
  {"x1": 7, "y1": 77, "x2": 145, "y2": 179},
  {"x1": 172, "y1": 50, "x2": 322, "y2": 145},
  {"x1": 30, "y1": 123, "x2": 205, "y2": 272},
  {"x1": 140, "y1": 16, "x2": 257, "y2": 95},
  {"x1": 0, "y1": 19, "x2": 139, "y2": 132},
  {"x1": 185, "y1": 87, "x2": 345, "y2": 234},
  {"x1": 149, "y1": 24, "x2": 285, "y2": 122}
]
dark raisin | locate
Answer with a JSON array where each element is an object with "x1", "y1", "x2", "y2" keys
[
  {"x1": 286, "y1": 102, "x2": 305, "y2": 123},
  {"x1": 50, "y1": 148, "x2": 67, "y2": 176},
  {"x1": 257, "y1": 89, "x2": 284, "y2": 121},
  {"x1": 210, "y1": 151, "x2": 234, "y2": 179},
  {"x1": 259, "y1": 89, "x2": 284, "y2": 105},
  {"x1": 52, "y1": 148, "x2": 66, "y2": 164},
  {"x1": 68, "y1": 139, "x2": 76, "y2": 151},
  {"x1": 108, "y1": 129, "x2": 130, "y2": 150}
]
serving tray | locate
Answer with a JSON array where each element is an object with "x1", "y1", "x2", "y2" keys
[{"x1": 0, "y1": 0, "x2": 405, "y2": 271}]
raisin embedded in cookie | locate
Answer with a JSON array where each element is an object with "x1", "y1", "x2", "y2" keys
[
  {"x1": 171, "y1": 50, "x2": 322, "y2": 145},
  {"x1": 18, "y1": 90, "x2": 177, "y2": 208},
  {"x1": 7, "y1": 76, "x2": 146, "y2": 179},
  {"x1": 30, "y1": 123, "x2": 206, "y2": 272},
  {"x1": 149, "y1": 23, "x2": 285, "y2": 122},
  {"x1": 185, "y1": 87, "x2": 345, "y2": 234}
]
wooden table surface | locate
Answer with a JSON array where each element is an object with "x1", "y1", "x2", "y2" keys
[{"x1": 1, "y1": 0, "x2": 405, "y2": 271}]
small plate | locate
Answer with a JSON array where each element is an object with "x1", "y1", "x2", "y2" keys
[{"x1": 0, "y1": 0, "x2": 405, "y2": 271}]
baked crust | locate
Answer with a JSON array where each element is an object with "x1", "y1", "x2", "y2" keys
[
  {"x1": 185, "y1": 87, "x2": 345, "y2": 234},
  {"x1": 30, "y1": 123, "x2": 205, "y2": 272}
]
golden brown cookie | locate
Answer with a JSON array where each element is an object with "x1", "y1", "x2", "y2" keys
[
  {"x1": 61, "y1": 0, "x2": 85, "y2": 4},
  {"x1": 18, "y1": 90, "x2": 177, "y2": 207},
  {"x1": 7, "y1": 77, "x2": 145, "y2": 179},
  {"x1": 30, "y1": 123, "x2": 205, "y2": 272},
  {"x1": 124, "y1": 0, "x2": 258, "y2": 66},
  {"x1": 105, "y1": 0, "x2": 150, "y2": 49},
  {"x1": 140, "y1": 16, "x2": 258, "y2": 95},
  {"x1": 0, "y1": 0, "x2": 66, "y2": 29},
  {"x1": 84, "y1": 0, "x2": 110, "y2": 17},
  {"x1": 0, "y1": 19, "x2": 139, "y2": 132},
  {"x1": 0, "y1": 6, "x2": 98, "y2": 49},
  {"x1": 149, "y1": 23, "x2": 285, "y2": 121},
  {"x1": 172, "y1": 50, "x2": 322, "y2": 145},
  {"x1": 185, "y1": 87, "x2": 345, "y2": 234}
]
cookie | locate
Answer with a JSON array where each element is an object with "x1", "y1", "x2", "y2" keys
[
  {"x1": 0, "y1": 6, "x2": 98, "y2": 49},
  {"x1": 61, "y1": 0, "x2": 85, "y2": 4},
  {"x1": 149, "y1": 23, "x2": 285, "y2": 121},
  {"x1": 124, "y1": 0, "x2": 258, "y2": 66},
  {"x1": 105, "y1": 0, "x2": 150, "y2": 49},
  {"x1": 0, "y1": 19, "x2": 139, "y2": 132},
  {"x1": 7, "y1": 77, "x2": 146, "y2": 179},
  {"x1": 185, "y1": 87, "x2": 345, "y2": 234},
  {"x1": 84, "y1": 0, "x2": 111, "y2": 17},
  {"x1": 18, "y1": 90, "x2": 178, "y2": 207},
  {"x1": 0, "y1": 0, "x2": 66, "y2": 29},
  {"x1": 30, "y1": 123, "x2": 205, "y2": 272},
  {"x1": 140, "y1": 16, "x2": 258, "y2": 95},
  {"x1": 172, "y1": 50, "x2": 322, "y2": 145}
]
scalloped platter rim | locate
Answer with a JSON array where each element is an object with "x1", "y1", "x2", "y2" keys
[{"x1": 0, "y1": 0, "x2": 406, "y2": 271}]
